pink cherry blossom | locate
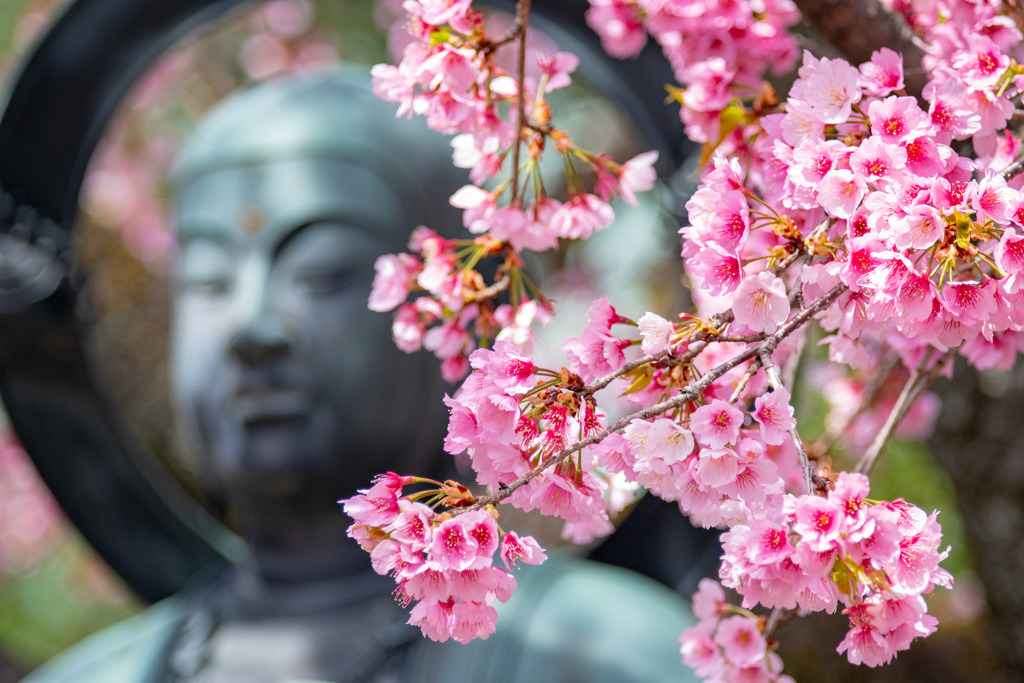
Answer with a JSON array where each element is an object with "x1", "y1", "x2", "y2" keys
[
  {"x1": 638, "y1": 312, "x2": 674, "y2": 354},
  {"x1": 679, "y1": 624, "x2": 724, "y2": 679},
  {"x1": 430, "y1": 516, "x2": 480, "y2": 571},
  {"x1": 753, "y1": 388, "x2": 797, "y2": 445},
  {"x1": 692, "y1": 578, "x2": 727, "y2": 621},
  {"x1": 536, "y1": 51, "x2": 579, "y2": 92},
  {"x1": 468, "y1": 342, "x2": 537, "y2": 394},
  {"x1": 850, "y1": 137, "x2": 907, "y2": 183},
  {"x1": 450, "y1": 600, "x2": 499, "y2": 644},
  {"x1": 618, "y1": 150, "x2": 659, "y2": 206},
  {"x1": 859, "y1": 47, "x2": 904, "y2": 96},
  {"x1": 584, "y1": 0, "x2": 648, "y2": 59},
  {"x1": 369, "y1": 253, "x2": 420, "y2": 312},
  {"x1": 715, "y1": 615, "x2": 768, "y2": 668},
  {"x1": 926, "y1": 78, "x2": 982, "y2": 140},
  {"x1": 951, "y1": 35, "x2": 1008, "y2": 90},
  {"x1": 996, "y1": 228, "x2": 1024, "y2": 292},
  {"x1": 732, "y1": 272, "x2": 791, "y2": 334},
  {"x1": 790, "y1": 50, "x2": 862, "y2": 124},
  {"x1": 408, "y1": 599, "x2": 454, "y2": 642},
  {"x1": 690, "y1": 399, "x2": 744, "y2": 449},
  {"x1": 817, "y1": 169, "x2": 867, "y2": 219},
  {"x1": 551, "y1": 193, "x2": 615, "y2": 239},
  {"x1": 792, "y1": 496, "x2": 843, "y2": 552},
  {"x1": 499, "y1": 531, "x2": 547, "y2": 570}
]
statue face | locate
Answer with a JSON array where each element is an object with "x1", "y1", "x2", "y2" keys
[{"x1": 172, "y1": 156, "x2": 443, "y2": 504}]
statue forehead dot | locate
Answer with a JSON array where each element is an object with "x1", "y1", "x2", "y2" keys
[{"x1": 240, "y1": 205, "x2": 266, "y2": 234}]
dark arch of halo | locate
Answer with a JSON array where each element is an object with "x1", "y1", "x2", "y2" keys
[{"x1": 0, "y1": 0, "x2": 699, "y2": 602}]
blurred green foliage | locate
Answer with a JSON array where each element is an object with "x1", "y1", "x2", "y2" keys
[
  {"x1": 870, "y1": 439, "x2": 971, "y2": 575},
  {"x1": 795, "y1": 365, "x2": 973, "y2": 578},
  {"x1": 0, "y1": 541, "x2": 139, "y2": 668}
]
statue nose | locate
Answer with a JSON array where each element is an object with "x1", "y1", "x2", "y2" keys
[{"x1": 229, "y1": 318, "x2": 292, "y2": 365}]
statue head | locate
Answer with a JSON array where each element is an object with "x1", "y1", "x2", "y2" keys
[{"x1": 170, "y1": 70, "x2": 464, "y2": 515}]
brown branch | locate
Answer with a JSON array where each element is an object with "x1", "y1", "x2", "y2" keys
[
  {"x1": 509, "y1": 0, "x2": 530, "y2": 206},
  {"x1": 487, "y1": 1, "x2": 529, "y2": 49},
  {"x1": 585, "y1": 349, "x2": 673, "y2": 394},
  {"x1": 729, "y1": 360, "x2": 763, "y2": 404},
  {"x1": 792, "y1": 0, "x2": 927, "y2": 99},
  {"x1": 854, "y1": 346, "x2": 957, "y2": 475},
  {"x1": 1003, "y1": 155, "x2": 1024, "y2": 181},
  {"x1": 821, "y1": 351, "x2": 899, "y2": 451},
  {"x1": 759, "y1": 349, "x2": 814, "y2": 494},
  {"x1": 717, "y1": 333, "x2": 768, "y2": 344}
]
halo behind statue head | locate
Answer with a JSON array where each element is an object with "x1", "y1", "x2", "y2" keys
[{"x1": 0, "y1": 0, "x2": 688, "y2": 602}]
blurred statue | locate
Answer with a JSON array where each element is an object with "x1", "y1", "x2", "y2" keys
[{"x1": 23, "y1": 70, "x2": 697, "y2": 683}]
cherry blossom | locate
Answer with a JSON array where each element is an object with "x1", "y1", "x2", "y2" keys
[{"x1": 349, "y1": 1, "x2": 984, "y2": 676}]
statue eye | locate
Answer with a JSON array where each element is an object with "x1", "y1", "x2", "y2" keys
[
  {"x1": 181, "y1": 276, "x2": 231, "y2": 300},
  {"x1": 179, "y1": 238, "x2": 233, "y2": 300},
  {"x1": 293, "y1": 266, "x2": 358, "y2": 295}
]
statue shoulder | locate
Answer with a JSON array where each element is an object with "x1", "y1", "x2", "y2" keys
[
  {"x1": 407, "y1": 555, "x2": 700, "y2": 683},
  {"x1": 502, "y1": 556, "x2": 699, "y2": 683},
  {"x1": 20, "y1": 598, "x2": 182, "y2": 683}
]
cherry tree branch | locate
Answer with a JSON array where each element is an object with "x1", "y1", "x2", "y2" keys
[
  {"x1": 854, "y1": 346, "x2": 958, "y2": 475},
  {"x1": 1002, "y1": 155, "x2": 1024, "y2": 182},
  {"x1": 460, "y1": 282, "x2": 849, "y2": 514},
  {"x1": 584, "y1": 314, "x2": 737, "y2": 395},
  {"x1": 729, "y1": 360, "x2": 763, "y2": 404},
  {"x1": 821, "y1": 351, "x2": 899, "y2": 452},
  {"x1": 584, "y1": 253, "x2": 806, "y2": 395},
  {"x1": 759, "y1": 349, "x2": 814, "y2": 494}
]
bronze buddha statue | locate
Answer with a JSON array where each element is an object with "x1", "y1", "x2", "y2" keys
[{"x1": 22, "y1": 70, "x2": 697, "y2": 683}]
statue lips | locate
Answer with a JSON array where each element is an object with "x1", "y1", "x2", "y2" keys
[{"x1": 230, "y1": 387, "x2": 315, "y2": 427}]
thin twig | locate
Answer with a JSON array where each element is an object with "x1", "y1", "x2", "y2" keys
[
  {"x1": 759, "y1": 349, "x2": 813, "y2": 494},
  {"x1": 821, "y1": 352, "x2": 899, "y2": 451},
  {"x1": 1003, "y1": 155, "x2": 1024, "y2": 181},
  {"x1": 729, "y1": 360, "x2": 763, "y2": 404},
  {"x1": 765, "y1": 607, "x2": 786, "y2": 638},
  {"x1": 854, "y1": 346, "x2": 957, "y2": 475},
  {"x1": 488, "y1": 2, "x2": 529, "y2": 48},
  {"x1": 509, "y1": 0, "x2": 530, "y2": 206},
  {"x1": 585, "y1": 350, "x2": 675, "y2": 394},
  {"x1": 781, "y1": 328, "x2": 805, "y2": 390}
]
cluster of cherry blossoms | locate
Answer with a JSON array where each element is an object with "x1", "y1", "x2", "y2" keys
[
  {"x1": 368, "y1": 226, "x2": 554, "y2": 382},
  {"x1": 680, "y1": 579, "x2": 793, "y2": 683},
  {"x1": 445, "y1": 339, "x2": 635, "y2": 544},
  {"x1": 683, "y1": 40, "x2": 1024, "y2": 376},
  {"x1": 342, "y1": 471, "x2": 546, "y2": 643},
  {"x1": 444, "y1": 297, "x2": 807, "y2": 537},
  {"x1": 348, "y1": 0, "x2": 1013, "y2": 678},
  {"x1": 368, "y1": 0, "x2": 659, "y2": 379},
  {"x1": 682, "y1": 472, "x2": 950, "y2": 676},
  {"x1": 585, "y1": 0, "x2": 801, "y2": 144}
]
